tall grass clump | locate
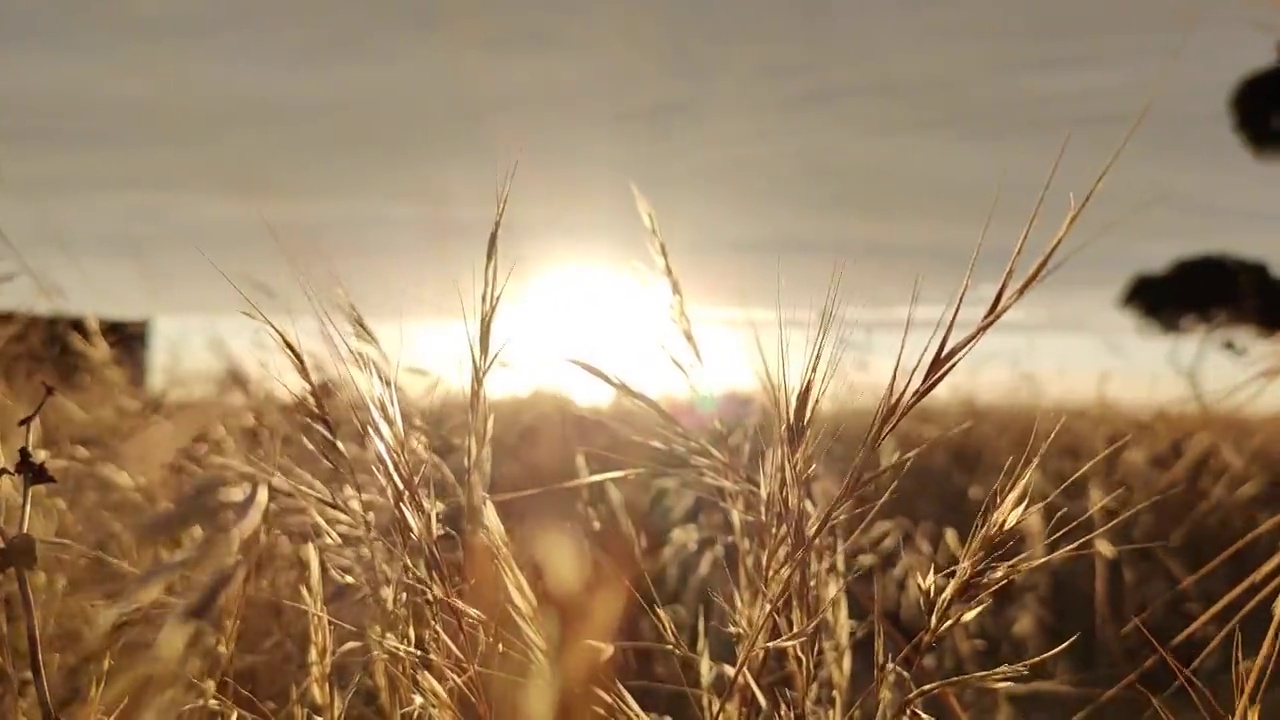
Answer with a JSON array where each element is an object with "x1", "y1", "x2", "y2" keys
[{"x1": 596, "y1": 130, "x2": 1145, "y2": 719}]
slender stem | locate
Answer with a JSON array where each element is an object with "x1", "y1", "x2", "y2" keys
[
  {"x1": 0, "y1": 524, "x2": 57, "y2": 720},
  {"x1": 15, "y1": 569, "x2": 55, "y2": 720},
  {"x1": 4, "y1": 388, "x2": 59, "y2": 719},
  {"x1": 18, "y1": 483, "x2": 32, "y2": 536}
]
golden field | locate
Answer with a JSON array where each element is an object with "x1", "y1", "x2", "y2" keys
[
  {"x1": 1, "y1": 357, "x2": 1279, "y2": 720},
  {"x1": 2, "y1": 156, "x2": 1279, "y2": 719}
]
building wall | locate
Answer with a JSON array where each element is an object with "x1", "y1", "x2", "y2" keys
[{"x1": 0, "y1": 313, "x2": 150, "y2": 391}]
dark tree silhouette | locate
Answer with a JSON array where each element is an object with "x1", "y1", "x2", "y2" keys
[
  {"x1": 1119, "y1": 254, "x2": 1280, "y2": 408},
  {"x1": 1119, "y1": 253, "x2": 1280, "y2": 337},
  {"x1": 1229, "y1": 44, "x2": 1280, "y2": 157}
]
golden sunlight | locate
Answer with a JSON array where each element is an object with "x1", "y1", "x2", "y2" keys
[
  {"x1": 501, "y1": 261, "x2": 711, "y2": 405},
  {"x1": 398, "y1": 261, "x2": 760, "y2": 406},
  {"x1": 494, "y1": 258, "x2": 757, "y2": 399}
]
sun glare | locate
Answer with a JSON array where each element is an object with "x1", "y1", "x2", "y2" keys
[
  {"x1": 394, "y1": 261, "x2": 761, "y2": 406},
  {"x1": 489, "y1": 261, "x2": 758, "y2": 406}
]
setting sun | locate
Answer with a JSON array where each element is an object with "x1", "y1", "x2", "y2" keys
[
  {"x1": 497, "y1": 262, "x2": 666, "y2": 404},
  {"x1": 392, "y1": 261, "x2": 760, "y2": 406},
  {"x1": 493, "y1": 261, "x2": 745, "y2": 405}
]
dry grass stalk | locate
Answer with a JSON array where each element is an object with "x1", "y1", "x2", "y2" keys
[
  {"x1": 0, "y1": 384, "x2": 59, "y2": 720},
  {"x1": 594, "y1": 117, "x2": 1146, "y2": 719}
]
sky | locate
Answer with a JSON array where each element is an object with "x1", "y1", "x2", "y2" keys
[{"x1": 2, "y1": 0, "x2": 1279, "y2": 403}]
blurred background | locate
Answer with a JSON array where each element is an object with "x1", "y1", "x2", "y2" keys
[{"x1": 1, "y1": 0, "x2": 1277, "y2": 404}]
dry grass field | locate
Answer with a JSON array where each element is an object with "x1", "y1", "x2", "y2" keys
[
  {"x1": 2, "y1": 350, "x2": 1279, "y2": 720},
  {"x1": 2, "y1": 153, "x2": 1280, "y2": 719}
]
